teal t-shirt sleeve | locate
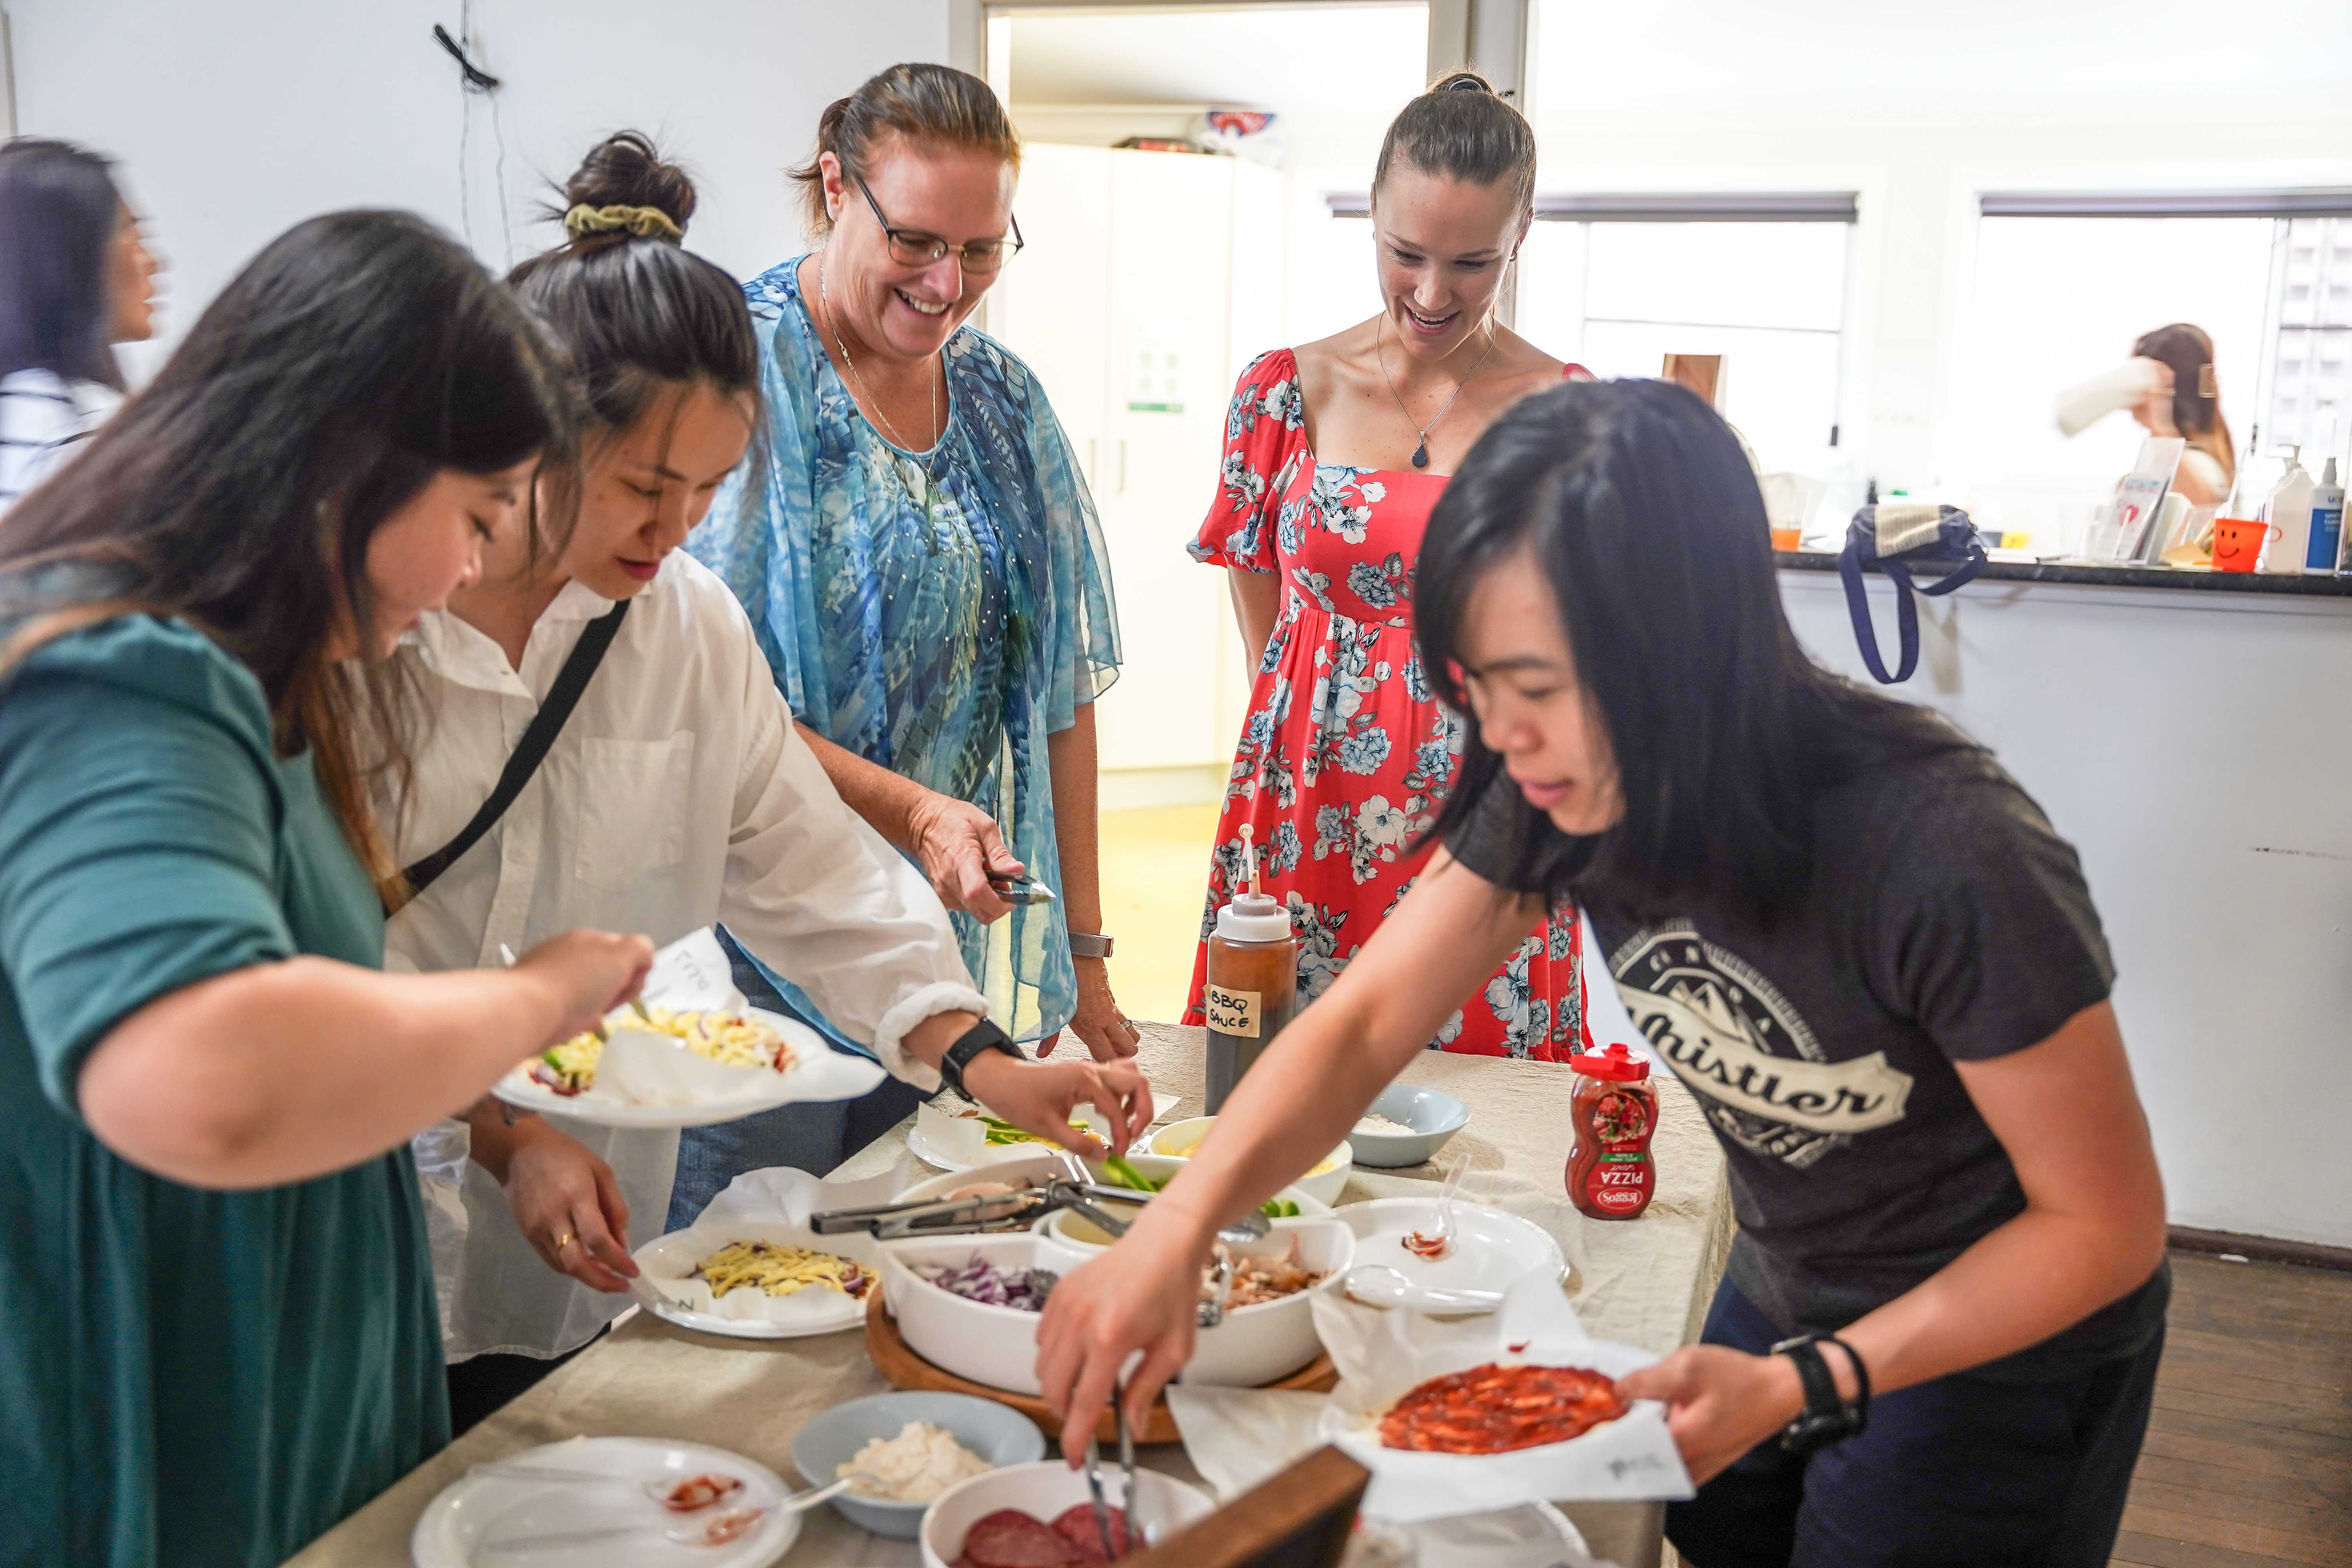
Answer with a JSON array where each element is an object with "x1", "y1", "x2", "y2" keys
[{"x1": 0, "y1": 673, "x2": 296, "y2": 1122}]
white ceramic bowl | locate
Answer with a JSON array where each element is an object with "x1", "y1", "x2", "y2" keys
[
  {"x1": 878, "y1": 1233, "x2": 1052, "y2": 1395},
  {"x1": 789, "y1": 1390, "x2": 1044, "y2": 1538},
  {"x1": 1031, "y1": 1149, "x2": 1330, "y2": 1255},
  {"x1": 1147, "y1": 1115, "x2": 1354, "y2": 1207},
  {"x1": 1335, "y1": 1195, "x2": 1568, "y2": 1294},
  {"x1": 919, "y1": 1461, "x2": 1217, "y2": 1568},
  {"x1": 1346, "y1": 1082, "x2": 1471, "y2": 1168}
]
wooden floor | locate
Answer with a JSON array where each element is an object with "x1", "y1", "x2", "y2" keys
[{"x1": 2111, "y1": 1251, "x2": 2352, "y2": 1568}]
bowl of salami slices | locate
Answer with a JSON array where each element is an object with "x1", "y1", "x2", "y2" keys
[{"x1": 918, "y1": 1461, "x2": 1216, "y2": 1567}]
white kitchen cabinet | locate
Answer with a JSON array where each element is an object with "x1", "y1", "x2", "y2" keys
[{"x1": 991, "y1": 145, "x2": 1284, "y2": 776}]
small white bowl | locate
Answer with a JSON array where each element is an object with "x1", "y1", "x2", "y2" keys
[
  {"x1": 1346, "y1": 1083, "x2": 1470, "y2": 1169},
  {"x1": 1147, "y1": 1116, "x2": 1353, "y2": 1207},
  {"x1": 920, "y1": 1461, "x2": 1217, "y2": 1568}
]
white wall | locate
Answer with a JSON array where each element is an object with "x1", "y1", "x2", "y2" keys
[
  {"x1": 7, "y1": 0, "x2": 953, "y2": 372},
  {"x1": 1781, "y1": 570, "x2": 2352, "y2": 1249}
]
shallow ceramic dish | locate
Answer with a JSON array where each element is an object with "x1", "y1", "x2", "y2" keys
[
  {"x1": 789, "y1": 1391, "x2": 1044, "y2": 1539},
  {"x1": 630, "y1": 1220, "x2": 878, "y2": 1340},
  {"x1": 1147, "y1": 1115, "x2": 1353, "y2": 1206},
  {"x1": 918, "y1": 1461, "x2": 1216, "y2": 1568},
  {"x1": 1346, "y1": 1082, "x2": 1470, "y2": 1168},
  {"x1": 1335, "y1": 1195, "x2": 1567, "y2": 1296},
  {"x1": 410, "y1": 1436, "x2": 796, "y2": 1568}
]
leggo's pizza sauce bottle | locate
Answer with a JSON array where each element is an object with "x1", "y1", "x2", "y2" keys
[
  {"x1": 1565, "y1": 1044, "x2": 1657, "y2": 1221},
  {"x1": 1203, "y1": 891, "x2": 1296, "y2": 1113}
]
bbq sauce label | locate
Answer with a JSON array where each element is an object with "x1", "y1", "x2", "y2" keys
[{"x1": 1205, "y1": 984, "x2": 1261, "y2": 1038}]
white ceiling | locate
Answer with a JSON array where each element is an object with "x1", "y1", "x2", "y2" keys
[{"x1": 1007, "y1": 3, "x2": 1429, "y2": 117}]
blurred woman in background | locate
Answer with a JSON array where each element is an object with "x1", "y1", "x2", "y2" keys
[
  {"x1": 0, "y1": 138, "x2": 160, "y2": 513},
  {"x1": 2128, "y1": 322, "x2": 2234, "y2": 506}
]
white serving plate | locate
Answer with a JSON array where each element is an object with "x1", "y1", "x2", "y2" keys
[
  {"x1": 490, "y1": 1008, "x2": 885, "y2": 1130},
  {"x1": 410, "y1": 1436, "x2": 797, "y2": 1568},
  {"x1": 1335, "y1": 1196, "x2": 1568, "y2": 1296},
  {"x1": 1147, "y1": 1115, "x2": 1353, "y2": 1207},
  {"x1": 629, "y1": 1220, "x2": 879, "y2": 1340},
  {"x1": 919, "y1": 1461, "x2": 1217, "y2": 1568}
]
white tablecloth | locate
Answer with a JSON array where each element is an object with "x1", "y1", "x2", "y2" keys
[{"x1": 287, "y1": 1024, "x2": 1731, "y2": 1568}]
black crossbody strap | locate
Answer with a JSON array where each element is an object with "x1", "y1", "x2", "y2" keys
[{"x1": 399, "y1": 599, "x2": 631, "y2": 899}]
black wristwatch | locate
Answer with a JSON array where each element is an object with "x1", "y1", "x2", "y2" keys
[
  {"x1": 1772, "y1": 1332, "x2": 1870, "y2": 1454},
  {"x1": 938, "y1": 1018, "x2": 1024, "y2": 1103}
]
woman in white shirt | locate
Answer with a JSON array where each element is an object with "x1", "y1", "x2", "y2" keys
[
  {"x1": 0, "y1": 138, "x2": 161, "y2": 512},
  {"x1": 385, "y1": 134, "x2": 1148, "y2": 1432}
]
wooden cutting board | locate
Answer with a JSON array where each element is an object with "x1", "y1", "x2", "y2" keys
[{"x1": 862, "y1": 1288, "x2": 1336, "y2": 1443}]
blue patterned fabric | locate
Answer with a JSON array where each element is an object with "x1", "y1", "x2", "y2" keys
[{"x1": 689, "y1": 256, "x2": 1120, "y2": 1044}]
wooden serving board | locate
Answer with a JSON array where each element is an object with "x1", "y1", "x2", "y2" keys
[{"x1": 862, "y1": 1288, "x2": 1336, "y2": 1443}]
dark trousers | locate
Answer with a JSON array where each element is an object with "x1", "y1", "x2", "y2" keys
[
  {"x1": 445, "y1": 1334, "x2": 597, "y2": 1438},
  {"x1": 663, "y1": 926, "x2": 932, "y2": 1231},
  {"x1": 1668, "y1": 1279, "x2": 2162, "y2": 1568}
]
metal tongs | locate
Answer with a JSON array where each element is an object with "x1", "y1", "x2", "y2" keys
[{"x1": 810, "y1": 1150, "x2": 1145, "y2": 1242}]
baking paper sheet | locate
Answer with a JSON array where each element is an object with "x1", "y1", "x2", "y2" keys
[{"x1": 635, "y1": 1163, "x2": 907, "y2": 1329}]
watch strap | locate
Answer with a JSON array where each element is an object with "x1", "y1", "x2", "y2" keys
[
  {"x1": 1772, "y1": 1332, "x2": 1867, "y2": 1453},
  {"x1": 1069, "y1": 932, "x2": 1114, "y2": 960},
  {"x1": 938, "y1": 1018, "x2": 1021, "y2": 1103}
]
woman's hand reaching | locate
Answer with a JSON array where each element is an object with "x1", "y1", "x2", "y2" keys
[
  {"x1": 907, "y1": 789, "x2": 1023, "y2": 923},
  {"x1": 1036, "y1": 1201, "x2": 1210, "y2": 1462},
  {"x1": 1039, "y1": 957, "x2": 1141, "y2": 1061},
  {"x1": 1618, "y1": 1345, "x2": 1806, "y2": 1485},
  {"x1": 488, "y1": 1118, "x2": 641, "y2": 1294},
  {"x1": 959, "y1": 1049, "x2": 1153, "y2": 1158}
]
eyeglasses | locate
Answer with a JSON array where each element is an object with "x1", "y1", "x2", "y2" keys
[{"x1": 852, "y1": 172, "x2": 1024, "y2": 274}]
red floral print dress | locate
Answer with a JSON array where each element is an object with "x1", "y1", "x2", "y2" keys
[{"x1": 1181, "y1": 349, "x2": 1590, "y2": 1058}]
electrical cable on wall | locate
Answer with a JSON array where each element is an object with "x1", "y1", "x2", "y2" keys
[{"x1": 435, "y1": 8, "x2": 514, "y2": 267}]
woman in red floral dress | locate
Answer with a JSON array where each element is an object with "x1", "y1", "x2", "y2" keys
[{"x1": 1183, "y1": 74, "x2": 1593, "y2": 1058}]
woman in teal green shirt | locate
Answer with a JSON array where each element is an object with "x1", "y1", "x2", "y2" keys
[{"x1": 0, "y1": 211, "x2": 656, "y2": 1567}]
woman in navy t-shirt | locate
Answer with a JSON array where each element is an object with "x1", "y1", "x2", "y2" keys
[{"x1": 1036, "y1": 379, "x2": 2168, "y2": 1568}]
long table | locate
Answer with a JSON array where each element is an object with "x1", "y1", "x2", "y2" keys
[{"x1": 290, "y1": 1024, "x2": 1731, "y2": 1568}]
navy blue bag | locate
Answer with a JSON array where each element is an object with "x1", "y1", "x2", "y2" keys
[{"x1": 1838, "y1": 503, "x2": 1986, "y2": 684}]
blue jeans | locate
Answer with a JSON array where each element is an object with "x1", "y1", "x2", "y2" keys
[
  {"x1": 1666, "y1": 1277, "x2": 2162, "y2": 1568},
  {"x1": 663, "y1": 928, "x2": 932, "y2": 1231}
]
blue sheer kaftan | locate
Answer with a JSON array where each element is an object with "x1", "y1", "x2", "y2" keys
[{"x1": 689, "y1": 256, "x2": 1120, "y2": 1044}]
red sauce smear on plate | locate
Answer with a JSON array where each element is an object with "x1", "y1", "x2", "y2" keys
[
  {"x1": 1378, "y1": 1363, "x2": 1629, "y2": 1454},
  {"x1": 659, "y1": 1472, "x2": 744, "y2": 1512},
  {"x1": 1402, "y1": 1230, "x2": 1449, "y2": 1261}
]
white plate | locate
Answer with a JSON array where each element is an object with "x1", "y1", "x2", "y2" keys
[
  {"x1": 903, "y1": 1117, "x2": 1075, "y2": 1174},
  {"x1": 629, "y1": 1222, "x2": 879, "y2": 1341},
  {"x1": 490, "y1": 1008, "x2": 885, "y2": 1130},
  {"x1": 1335, "y1": 1197, "x2": 1568, "y2": 1297},
  {"x1": 410, "y1": 1436, "x2": 797, "y2": 1568},
  {"x1": 906, "y1": 1081, "x2": 1178, "y2": 1171}
]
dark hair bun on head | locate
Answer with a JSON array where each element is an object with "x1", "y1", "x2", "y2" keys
[
  {"x1": 1437, "y1": 70, "x2": 1495, "y2": 94},
  {"x1": 562, "y1": 131, "x2": 697, "y2": 241},
  {"x1": 1374, "y1": 69, "x2": 1534, "y2": 211}
]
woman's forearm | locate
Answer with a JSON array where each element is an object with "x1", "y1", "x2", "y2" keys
[
  {"x1": 796, "y1": 720, "x2": 927, "y2": 855},
  {"x1": 1227, "y1": 569, "x2": 1279, "y2": 670},
  {"x1": 1045, "y1": 706, "x2": 1104, "y2": 938},
  {"x1": 80, "y1": 956, "x2": 573, "y2": 1191}
]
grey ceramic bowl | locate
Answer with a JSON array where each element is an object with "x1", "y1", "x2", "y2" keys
[
  {"x1": 791, "y1": 1391, "x2": 1046, "y2": 1538},
  {"x1": 1347, "y1": 1082, "x2": 1471, "y2": 1168}
]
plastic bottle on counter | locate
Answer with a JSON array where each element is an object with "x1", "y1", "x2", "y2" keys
[
  {"x1": 1564, "y1": 1044, "x2": 1658, "y2": 1221},
  {"x1": 1203, "y1": 825, "x2": 1297, "y2": 1113},
  {"x1": 2311, "y1": 456, "x2": 2344, "y2": 574},
  {"x1": 2260, "y1": 446, "x2": 2314, "y2": 573}
]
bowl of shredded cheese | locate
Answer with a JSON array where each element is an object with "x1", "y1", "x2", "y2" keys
[{"x1": 791, "y1": 1392, "x2": 1045, "y2": 1537}]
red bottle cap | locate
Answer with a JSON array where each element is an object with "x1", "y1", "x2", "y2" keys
[{"x1": 1567, "y1": 1042, "x2": 1651, "y2": 1082}]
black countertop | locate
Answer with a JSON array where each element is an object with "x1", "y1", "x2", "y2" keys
[{"x1": 1774, "y1": 550, "x2": 2352, "y2": 598}]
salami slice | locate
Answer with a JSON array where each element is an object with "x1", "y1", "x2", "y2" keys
[
  {"x1": 958, "y1": 1508, "x2": 1086, "y2": 1568},
  {"x1": 1051, "y1": 1502, "x2": 1132, "y2": 1561}
]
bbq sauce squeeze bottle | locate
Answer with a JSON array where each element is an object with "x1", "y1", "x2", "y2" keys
[{"x1": 1203, "y1": 825, "x2": 1298, "y2": 1113}]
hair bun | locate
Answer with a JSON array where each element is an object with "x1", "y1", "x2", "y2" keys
[
  {"x1": 563, "y1": 131, "x2": 697, "y2": 238},
  {"x1": 1436, "y1": 70, "x2": 1495, "y2": 94}
]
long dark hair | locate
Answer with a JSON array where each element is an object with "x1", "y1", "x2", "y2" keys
[
  {"x1": 2132, "y1": 322, "x2": 2235, "y2": 488},
  {"x1": 509, "y1": 131, "x2": 758, "y2": 444},
  {"x1": 0, "y1": 138, "x2": 127, "y2": 390},
  {"x1": 0, "y1": 210, "x2": 574, "y2": 879},
  {"x1": 1417, "y1": 378, "x2": 1967, "y2": 923}
]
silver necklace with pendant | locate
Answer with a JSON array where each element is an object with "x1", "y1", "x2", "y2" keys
[
  {"x1": 1375, "y1": 315, "x2": 1498, "y2": 469},
  {"x1": 820, "y1": 254, "x2": 949, "y2": 522}
]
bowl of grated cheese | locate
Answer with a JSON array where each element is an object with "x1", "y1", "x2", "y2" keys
[{"x1": 792, "y1": 1393, "x2": 1045, "y2": 1537}]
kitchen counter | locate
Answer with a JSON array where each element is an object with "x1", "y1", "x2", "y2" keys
[
  {"x1": 1776, "y1": 548, "x2": 2352, "y2": 598},
  {"x1": 286, "y1": 1024, "x2": 1732, "y2": 1568}
]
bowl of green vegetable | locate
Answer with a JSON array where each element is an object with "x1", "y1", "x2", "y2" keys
[{"x1": 1032, "y1": 1152, "x2": 1326, "y2": 1254}]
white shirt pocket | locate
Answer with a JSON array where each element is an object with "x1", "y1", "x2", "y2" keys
[{"x1": 577, "y1": 731, "x2": 695, "y2": 892}]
